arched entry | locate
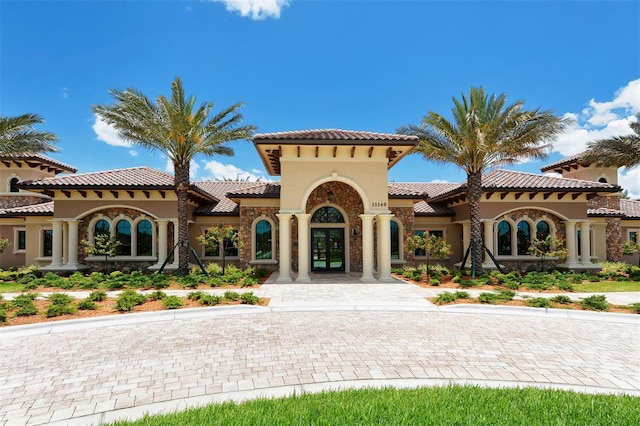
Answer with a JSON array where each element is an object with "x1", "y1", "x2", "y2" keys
[{"x1": 311, "y1": 206, "x2": 346, "y2": 271}]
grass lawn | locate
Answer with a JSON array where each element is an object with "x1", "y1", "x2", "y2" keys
[
  {"x1": 0, "y1": 282, "x2": 23, "y2": 293},
  {"x1": 110, "y1": 386, "x2": 640, "y2": 425},
  {"x1": 573, "y1": 281, "x2": 640, "y2": 292}
]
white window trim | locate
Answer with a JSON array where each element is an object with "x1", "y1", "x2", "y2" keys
[
  {"x1": 39, "y1": 227, "x2": 53, "y2": 258},
  {"x1": 251, "y1": 215, "x2": 275, "y2": 262},
  {"x1": 13, "y1": 227, "x2": 26, "y2": 254}
]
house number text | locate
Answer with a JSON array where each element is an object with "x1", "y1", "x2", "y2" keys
[{"x1": 371, "y1": 202, "x2": 387, "y2": 207}]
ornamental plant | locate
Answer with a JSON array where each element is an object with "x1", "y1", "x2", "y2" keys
[
  {"x1": 83, "y1": 234, "x2": 122, "y2": 273},
  {"x1": 196, "y1": 224, "x2": 243, "y2": 274},
  {"x1": 406, "y1": 230, "x2": 452, "y2": 279},
  {"x1": 0, "y1": 238, "x2": 10, "y2": 254},
  {"x1": 528, "y1": 235, "x2": 567, "y2": 272},
  {"x1": 622, "y1": 239, "x2": 640, "y2": 266}
]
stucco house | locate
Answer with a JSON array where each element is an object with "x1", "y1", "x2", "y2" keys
[{"x1": 0, "y1": 129, "x2": 638, "y2": 281}]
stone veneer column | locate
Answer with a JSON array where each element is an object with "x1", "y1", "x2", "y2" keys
[
  {"x1": 360, "y1": 214, "x2": 375, "y2": 282},
  {"x1": 50, "y1": 219, "x2": 63, "y2": 267},
  {"x1": 276, "y1": 213, "x2": 292, "y2": 282},
  {"x1": 295, "y1": 214, "x2": 311, "y2": 282},
  {"x1": 580, "y1": 221, "x2": 593, "y2": 266},
  {"x1": 66, "y1": 219, "x2": 79, "y2": 267},
  {"x1": 156, "y1": 220, "x2": 169, "y2": 266},
  {"x1": 482, "y1": 220, "x2": 495, "y2": 268},
  {"x1": 562, "y1": 221, "x2": 579, "y2": 268},
  {"x1": 376, "y1": 214, "x2": 394, "y2": 282}
]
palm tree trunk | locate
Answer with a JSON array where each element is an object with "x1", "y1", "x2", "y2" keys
[
  {"x1": 467, "y1": 171, "x2": 483, "y2": 276},
  {"x1": 175, "y1": 162, "x2": 190, "y2": 275}
]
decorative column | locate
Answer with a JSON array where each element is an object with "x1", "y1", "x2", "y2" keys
[
  {"x1": 50, "y1": 219, "x2": 63, "y2": 267},
  {"x1": 561, "y1": 220, "x2": 579, "y2": 268},
  {"x1": 295, "y1": 213, "x2": 311, "y2": 282},
  {"x1": 580, "y1": 221, "x2": 593, "y2": 266},
  {"x1": 276, "y1": 213, "x2": 292, "y2": 282},
  {"x1": 171, "y1": 220, "x2": 179, "y2": 267},
  {"x1": 376, "y1": 214, "x2": 394, "y2": 282},
  {"x1": 156, "y1": 219, "x2": 169, "y2": 266},
  {"x1": 482, "y1": 220, "x2": 495, "y2": 268},
  {"x1": 360, "y1": 214, "x2": 376, "y2": 282},
  {"x1": 66, "y1": 219, "x2": 79, "y2": 268}
]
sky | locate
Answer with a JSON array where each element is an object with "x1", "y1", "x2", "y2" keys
[{"x1": 1, "y1": 0, "x2": 639, "y2": 197}]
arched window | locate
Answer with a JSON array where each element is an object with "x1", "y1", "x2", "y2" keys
[
  {"x1": 255, "y1": 220, "x2": 272, "y2": 260},
  {"x1": 598, "y1": 177, "x2": 608, "y2": 183},
  {"x1": 536, "y1": 221, "x2": 550, "y2": 240},
  {"x1": 115, "y1": 220, "x2": 132, "y2": 255},
  {"x1": 95, "y1": 219, "x2": 110, "y2": 237},
  {"x1": 9, "y1": 177, "x2": 19, "y2": 193},
  {"x1": 390, "y1": 221, "x2": 400, "y2": 260},
  {"x1": 136, "y1": 220, "x2": 153, "y2": 256},
  {"x1": 311, "y1": 206, "x2": 344, "y2": 223},
  {"x1": 497, "y1": 221, "x2": 511, "y2": 255},
  {"x1": 517, "y1": 221, "x2": 531, "y2": 255}
]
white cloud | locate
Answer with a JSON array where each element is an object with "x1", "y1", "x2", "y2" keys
[
  {"x1": 551, "y1": 78, "x2": 639, "y2": 157},
  {"x1": 200, "y1": 159, "x2": 269, "y2": 181},
  {"x1": 163, "y1": 157, "x2": 200, "y2": 177},
  {"x1": 92, "y1": 115, "x2": 132, "y2": 148},
  {"x1": 59, "y1": 87, "x2": 69, "y2": 99},
  {"x1": 211, "y1": 0, "x2": 289, "y2": 20},
  {"x1": 129, "y1": 150, "x2": 138, "y2": 157},
  {"x1": 619, "y1": 166, "x2": 640, "y2": 200}
]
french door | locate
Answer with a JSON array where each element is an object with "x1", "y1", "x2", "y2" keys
[{"x1": 311, "y1": 228, "x2": 345, "y2": 271}]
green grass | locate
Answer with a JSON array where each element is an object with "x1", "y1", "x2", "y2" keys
[
  {"x1": 109, "y1": 385, "x2": 640, "y2": 425},
  {"x1": 572, "y1": 281, "x2": 640, "y2": 292},
  {"x1": 0, "y1": 282, "x2": 25, "y2": 293}
]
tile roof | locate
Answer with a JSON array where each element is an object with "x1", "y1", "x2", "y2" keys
[
  {"x1": 0, "y1": 201, "x2": 54, "y2": 217},
  {"x1": 620, "y1": 199, "x2": 640, "y2": 219},
  {"x1": 388, "y1": 182, "x2": 461, "y2": 198},
  {"x1": 0, "y1": 153, "x2": 77, "y2": 174},
  {"x1": 193, "y1": 181, "x2": 278, "y2": 215},
  {"x1": 413, "y1": 201, "x2": 454, "y2": 216},
  {"x1": 587, "y1": 207, "x2": 625, "y2": 218},
  {"x1": 19, "y1": 166, "x2": 175, "y2": 188},
  {"x1": 254, "y1": 129, "x2": 418, "y2": 143},
  {"x1": 540, "y1": 152, "x2": 590, "y2": 173},
  {"x1": 429, "y1": 169, "x2": 620, "y2": 201}
]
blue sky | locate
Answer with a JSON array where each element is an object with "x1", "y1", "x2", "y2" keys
[{"x1": 1, "y1": 0, "x2": 639, "y2": 196}]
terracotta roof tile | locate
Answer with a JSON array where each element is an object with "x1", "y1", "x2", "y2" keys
[
  {"x1": 193, "y1": 181, "x2": 276, "y2": 215},
  {"x1": 540, "y1": 152, "x2": 590, "y2": 173},
  {"x1": 587, "y1": 207, "x2": 625, "y2": 217},
  {"x1": 0, "y1": 201, "x2": 53, "y2": 216},
  {"x1": 621, "y1": 199, "x2": 640, "y2": 219},
  {"x1": 388, "y1": 182, "x2": 461, "y2": 198},
  {"x1": 413, "y1": 201, "x2": 454, "y2": 216},
  {"x1": 0, "y1": 153, "x2": 77, "y2": 174},
  {"x1": 19, "y1": 166, "x2": 174, "y2": 188},
  {"x1": 254, "y1": 129, "x2": 418, "y2": 143}
]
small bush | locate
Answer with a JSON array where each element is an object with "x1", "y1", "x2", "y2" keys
[
  {"x1": 434, "y1": 291, "x2": 470, "y2": 304},
  {"x1": 430, "y1": 277, "x2": 440, "y2": 286},
  {"x1": 150, "y1": 273, "x2": 170, "y2": 289},
  {"x1": 459, "y1": 279, "x2": 481, "y2": 288},
  {"x1": 47, "y1": 293, "x2": 74, "y2": 306},
  {"x1": 629, "y1": 302, "x2": 640, "y2": 314},
  {"x1": 15, "y1": 304, "x2": 39, "y2": 316},
  {"x1": 114, "y1": 290, "x2": 147, "y2": 312},
  {"x1": 77, "y1": 300, "x2": 97, "y2": 310},
  {"x1": 629, "y1": 266, "x2": 640, "y2": 281},
  {"x1": 12, "y1": 293, "x2": 38, "y2": 308},
  {"x1": 581, "y1": 294, "x2": 609, "y2": 312},
  {"x1": 0, "y1": 308, "x2": 7, "y2": 323},
  {"x1": 478, "y1": 289, "x2": 515, "y2": 305},
  {"x1": 162, "y1": 295, "x2": 183, "y2": 309},
  {"x1": 556, "y1": 280, "x2": 574, "y2": 292},
  {"x1": 87, "y1": 290, "x2": 107, "y2": 302},
  {"x1": 147, "y1": 290, "x2": 167, "y2": 301},
  {"x1": 240, "y1": 292, "x2": 260, "y2": 305},
  {"x1": 524, "y1": 297, "x2": 551, "y2": 308},
  {"x1": 46, "y1": 304, "x2": 76, "y2": 318},
  {"x1": 199, "y1": 295, "x2": 221, "y2": 306},
  {"x1": 206, "y1": 262, "x2": 223, "y2": 276},
  {"x1": 597, "y1": 261, "x2": 629, "y2": 276},
  {"x1": 550, "y1": 295, "x2": 572, "y2": 304},
  {"x1": 223, "y1": 291, "x2": 240, "y2": 301},
  {"x1": 187, "y1": 291, "x2": 207, "y2": 301},
  {"x1": 17, "y1": 273, "x2": 38, "y2": 285},
  {"x1": 241, "y1": 277, "x2": 258, "y2": 287}
]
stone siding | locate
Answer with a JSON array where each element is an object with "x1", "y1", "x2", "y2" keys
[
  {"x1": 238, "y1": 206, "x2": 280, "y2": 271},
  {"x1": 589, "y1": 195, "x2": 622, "y2": 261},
  {"x1": 0, "y1": 195, "x2": 48, "y2": 209}
]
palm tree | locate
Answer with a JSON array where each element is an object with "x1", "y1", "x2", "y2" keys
[
  {"x1": 0, "y1": 113, "x2": 59, "y2": 154},
  {"x1": 92, "y1": 77, "x2": 256, "y2": 275},
  {"x1": 581, "y1": 113, "x2": 640, "y2": 168},
  {"x1": 399, "y1": 86, "x2": 569, "y2": 275}
]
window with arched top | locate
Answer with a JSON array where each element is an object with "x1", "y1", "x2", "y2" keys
[
  {"x1": 517, "y1": 221, "x2": 531, "y2": 255},
  {"x1": 9, "y1": 177, "x2": 19, "y2": 193},
  {"x1": 311, "y1": 206, "x2": 345, "y2": 223},
  {"x1": 136, "y1": 220, "x2": 153, "y2": 256},
  {"x1": 95, "y1": 219, "x2": 110, "y2": 236},
  {"x1": 598, "y1": 177, "x2": 608, "y2": 183},
  {"x1": 390, "y1": 220, "x2": 400, "y2": 260},
  {"x1": 115, "y1": 220, "x2": 132, "y2": 255},
  {"x1": 255, "y1": 220, "x2": 272, "y2": 260},
  {"x1": 497, "y1": 221, "x2": 512, "y2": 255},
  {"x1": 536, "y1": 221, "x2": 550, "y2": 240}
]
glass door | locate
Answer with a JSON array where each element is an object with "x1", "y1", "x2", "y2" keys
[{"x1": 312, "y1": 228, "x2": 345, "y2": 271}]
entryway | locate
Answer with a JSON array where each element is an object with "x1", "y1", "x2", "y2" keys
[{"x1": 312, "y1": 228, "x2": 345, "y2": 272}]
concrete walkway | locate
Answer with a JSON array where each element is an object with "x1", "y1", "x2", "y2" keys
[{"x1": 0, "y1": 275, "x2": 639, "y2": 425}]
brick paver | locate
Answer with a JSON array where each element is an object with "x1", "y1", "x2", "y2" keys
[{"x1": 0, "y1": 280, "x2": 639, "y2": 425}]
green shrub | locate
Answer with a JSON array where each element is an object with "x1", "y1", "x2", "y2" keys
[
  {"x1": 114, "y1": 289, "x2": 147, "y2": 312},
  {"x1": 430, "y1": 277, "x2": 440, "y2": 286},
  {"x1": 550, "y1": 295, "x2": 573, "y2": 304},
  {"x1": 15, "y1": 304, "x2": 39, "y2": 316},
  {"x1": 240, "y1": 292, "x2": 260, "y2": 305},
  {"x1": 187, "y1": 291, "x2": 207, "y2": 301},
  {"x1": 47, "y1": 293, "x2": 74, "y2": 306},
  {"x1": 451, "y1": 274, "x2": 462, "y2": 284},
  {"x1": 147, "y1": 290, "x2": 167, "y2": 301},
  {"x1": 199, "y1": 295, "x2": 221, "y2": 306},
  {"x1": 459, "y1": 279, "x2": 481, "y2": 288},
  {"x1": 478, "y1": 289, "x2": 515, "y2": 305},
  {"x1": 556, "y1": 280, "x2": 574, "y2": 292},
  {"x1": 581, "y1": 294, "x2": 609, "y2": 312},
  {"x1": 503, "y1": 280, "x2": 521, "y2": 290},
  {"x1": 11, "y1": 293, "x2": 37, "y2": 308},
  {"x1": 628, "y1": 266, "x2": 640, "y2": 281},
  {"x1": 597, "y1": 261, "x2": 629, "y2": 276},
  {"x1": 0, "y1": 308, "x2": 7, "y2": 323},
  {"x1": 629, "y1": 302, "x2": 640, "y2": 314},
  {"x1": 206, "y1": 262, "x2": 223, "y2": 276},
  {"x1": 207, "y1": 276, "x2": 226, "y2": 287},
  {"x1": 17, "y1": 273, "x2": 38, "y2": 285},
  {"x1": 177, "y1": 274, "x2": 202, "y2": 289},
  {"x1": 45, "y1": 304, "x2": 76, "y2": 318},
  {"x1": 241, "y1": 277, "x2": 258, "y2": 287},
  {"x1": 524, "y1": 297, "x2": 551, "y2": 308},
  {"x1": 87, "y1": 290, "x2": 107, "y2": 302},
  {"x1": 162, "y1": 295, "x2": 183, "y2": 309},
  {"x1": 89, "y1": 272, "x2": 106, "y2": 283},
  {"x1": 434, "y1": 291, "x2": 470, "y2": 304},
  {"x1": 150, "y1": 273, "x2": 170, "y2": 289},
  {"x1": 614, "y1": 275, "x2": 630, "y2": 282},
  {"x1": 77, "y1": 300, "x2": 97, "y2": 310},
  {"x1": 223, "y1": 291, "x2": 240, "y2": 301}
]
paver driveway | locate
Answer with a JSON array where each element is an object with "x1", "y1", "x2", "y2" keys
[{"x1": 0, "y1": 280, "x2": 639, "y2": 425}]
